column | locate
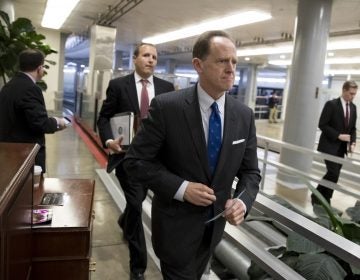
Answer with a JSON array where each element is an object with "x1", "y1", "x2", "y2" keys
[
  {"x1": 128, "y1": 45, "x2": 135, "y2": 70},
  {"x1": 244, "y1": 64, "x2": 257, "y2": 110},
  {"x1": 114, "y1": 50, "x2": 123, "y2": 70},
  {"x1": 279, "y1": 0, "x2": 333, "y2": 185},
  {"x1": 236, "y1": 65, "x2": 257, "y2": 110},
  {"x1": 165, "y1": 59, "x2": 176, "y2": 74},
  {"x1": 53, "y1": 32, "x2": 67, "y2": 114},
  {"x1": 86, "y1": 25, "x2": 116, "y2": 130}
]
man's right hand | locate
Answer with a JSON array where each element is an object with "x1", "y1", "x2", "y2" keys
[
  {"x1": 54, "y1": 117, "x2": 67, "y2": 130},
  {"x1": 338, "y1": 134, "x2": 350, "y2": 142},
  {"x1": 106, "y1": 137, "x2": 124, "y2": 153},
  {"x1": 183, "y1": 182, "x2": 216, "y2": 206}
]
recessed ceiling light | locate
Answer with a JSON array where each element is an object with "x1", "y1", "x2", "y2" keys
[
  {"x1": 280, "y1": 54, "x2": 286, "y2": 59},
  {"x1": 42, "y1": 0, "x2": 80, "y2": 29},
  {"x1": 244, "y1": 57, "x2": 250, "y2": 61},
  {"x1": 269, "y1": 57, "x2": 360, "y2": 66},
  {"x1": 143, "y1": 11, "x2": 272, "y2": 44},
  {"x1": 237, "y1": 37, "x2": 360, "y2": 57},
  {"x1": 237, "y1": 43, "x2": 293, "y2": 56},
  {"x1": 328, "y1": 52, "x2": 335, "y2": 57}
]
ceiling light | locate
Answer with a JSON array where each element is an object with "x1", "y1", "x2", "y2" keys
[
  {"x1": 237, "y1": 37, "x2": 360, "y2": 58},
  {"x1": 327, "y1": 39, "x2": 360, "y2": 50},
  {"x1": 257, "y1": 77, "x2": 286, "y2": 83},
  {"x1": 280, "y1": 54, "x2": 286, "y2": 59},
  {"x1": 237, "y1": 43, "x2": 293, "y2": 56},
  {"x1": 269, "y1": 57, "x2": 360, "y2": 66},
  {"x1": 143, "y1": 11, "x2": 271, "y2": 44},
  {"x1": 268, "y1": 59, "x2": 291, "y2": 66},
  {"x1": 244, "y1": 57, "x2": 250, "y2": 61},
  {"x1": 42, "y1": 0, "x2": 80, "y2": 29},
  {"x1": 324, "y1": 69, "x2": 360, "y2": 75},
  {"x1": 326, "y1": 57, "x2": 360, "y2": 64},
  {"x1": 327, "y1": 52, "x2": 334, "y2": 57}
]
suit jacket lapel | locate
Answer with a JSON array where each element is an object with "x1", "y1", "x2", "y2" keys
[
  {"x1": 214, "y1": 96, "x2": 237, "y2": 179},
  {"x1": 126, "y1": 74, "x2": 140, "y2": 111},
  {"x1": 183, "y1": 87, "x2": 211, "y2": 181},
  {"x1": 349, "y1": 102, "x2": 356, "y2": 127},
  {"x1": 153, "y1": 77, "x2": 165, "y2": 96}
]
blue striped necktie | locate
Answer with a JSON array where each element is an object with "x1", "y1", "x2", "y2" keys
[{"x1": 208, "y1": 102, "x2": 222, "y2": 175}]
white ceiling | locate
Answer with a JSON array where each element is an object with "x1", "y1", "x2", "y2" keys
[{"x1": 11, "y1": 0, "x2": 360, "y2": 71}]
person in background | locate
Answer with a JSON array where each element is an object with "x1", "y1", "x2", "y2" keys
[
  {"x1": 0, "y1": 49, "x2": 67, "y2": 172},
  {"x1": 97, "y1": 43, "x2": 174, "y2": 280},
  {"x1": 122, "y1": 30, "x2": 261, "y2": 279},
  {"x1": 312, "y1": 80, "x2": 357, "y2": 205},
  {"x1": 268, "y1": 91, "x2": 279, "y2": 123}
]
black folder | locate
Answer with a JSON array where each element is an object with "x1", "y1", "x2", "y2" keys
[{"x1": 106, "y1": 152, "x2": 125, "y2": 173}]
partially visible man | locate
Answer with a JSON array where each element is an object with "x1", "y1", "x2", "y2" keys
[
  {"x1": 0, "y1": 49, "x2": 67, "y2": 172},
  {"x1": 313, "y1": 80, "x2": 357, "y2": 205},
  {"x1": 268, "y1": 91, "x2": 279, "y2": 123},
  {"x1": 123, "y1": 31, "x2": 261, "y2": 279},
  {"x1": 97, "y1": 43, "x2": 174, "y2": 280}
]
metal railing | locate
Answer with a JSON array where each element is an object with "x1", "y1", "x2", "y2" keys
[{"x1": 257, "y1": 135, "x2": 360, "y2": 200}]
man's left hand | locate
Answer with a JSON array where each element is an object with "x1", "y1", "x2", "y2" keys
[{"x1": 223, "y1": 199, "x2": 246, "y2": 226}]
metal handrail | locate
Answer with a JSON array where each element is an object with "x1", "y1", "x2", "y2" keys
[
  {"x1": 254, "y1": 193, "x2": 360, "y2": 268},
  {"x1": 257, "y1": 135, "x2": 360, "y2": 198},
  {"x1": 258, "y1": 135, "x2": 360, "y2": 167}
]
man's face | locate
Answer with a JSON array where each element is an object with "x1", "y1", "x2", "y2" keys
[
  {"x1": 193, "y1": 36, "x2": 237, "y2": 99},
  {"x1": 36, "y1": 64, "x2": 45, "y2": 81},
  {"x1": 342, "y1": 87, "x2": 357, "y2": 102},
  {"x1": 133, "y1": 45, "x2": 158, "y2": 79}
]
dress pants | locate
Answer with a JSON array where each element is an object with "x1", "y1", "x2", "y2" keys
[
  {"x1": 160, "y1": 221, "x2": 213, "y2": 280},
  {"x1": 316, "y1": 146, "x2": 345, "y2": 201},
  {"x1": 269, "y1": 107, "x2": 278, "y2": 123},
  {"x1": 316, "y1": 159, "x2": 342, "y2": 201},
  {"x1": 116, "y1": 167, "x2": 147, "y2": 274}
]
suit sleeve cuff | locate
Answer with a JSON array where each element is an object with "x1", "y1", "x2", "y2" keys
[
  {"x1": 174, "y1": 180, "x2": 188, "y2": 201},
  {"x1": 105, "y1": 139, "x2": 114, "y2": 147},
  {"x1": 236, "y1": 198, "x2": 247, "y2": 214}
]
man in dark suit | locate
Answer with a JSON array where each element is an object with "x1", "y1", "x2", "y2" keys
[
  {"x1": 312, "y1": 80, "x2": 357, "y2": 205},
  {"x1": 0, "y1": 49, "x2": 67, "y2": 172},
  {"x1": 97, "y1": 43, "x2": 174, "y2": 280},
  {"x1": 123, "y1": 31, "x2": 261, "y2": 279}
]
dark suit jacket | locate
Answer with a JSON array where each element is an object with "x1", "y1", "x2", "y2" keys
[
  {"x1": 97, "y1": 73, "x2": 175, "y2": 151},
  {"x1": 0, "y1": 72, "x2": 58, "y2": 171},
  {"x1": 123, "y1": 85, "x2": 261, "y2": 267},
  {"x1": 318, "y1": 97, "x2": 357, "y2": 156}
]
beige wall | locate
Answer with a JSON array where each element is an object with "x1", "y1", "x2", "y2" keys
[{"x1": 38, "y1": 28, "x2": 62, "y2": 112}]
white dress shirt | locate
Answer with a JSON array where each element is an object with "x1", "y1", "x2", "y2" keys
[{"x1": 134, "y1": 71, "x2": 155, "y2": 105}]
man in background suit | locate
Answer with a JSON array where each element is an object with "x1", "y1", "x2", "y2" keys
[
  {"x1": 312, "y1": 80, "x2": 357, "y2": 205},
  {"x1": 123, "y1": 31, "x2": 261, "y2": 279},
  {"x1": 97, "y1": 43, "x2": 174, "y2": 280},
  {"x1": 0, "y1": 49, "x2": 67, "y2": 172}
]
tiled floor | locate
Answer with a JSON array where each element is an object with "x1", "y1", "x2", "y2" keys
[{"x1": 42, "y1": 118, "x2": 359, "y2": 279}]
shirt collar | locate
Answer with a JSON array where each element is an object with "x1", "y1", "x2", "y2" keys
[
  {"x1": 340, "y1": 96, "x2": 350, "y2": 106},
  {"x1": 21, "y1": 72, "x2": 36, "y2": 84},
  {"x1": 134, "y1": 71, "x2": 154, "y2": 85},
  {"x1": 197, "y1": 83, "x2": 225, "y2": 114}
]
